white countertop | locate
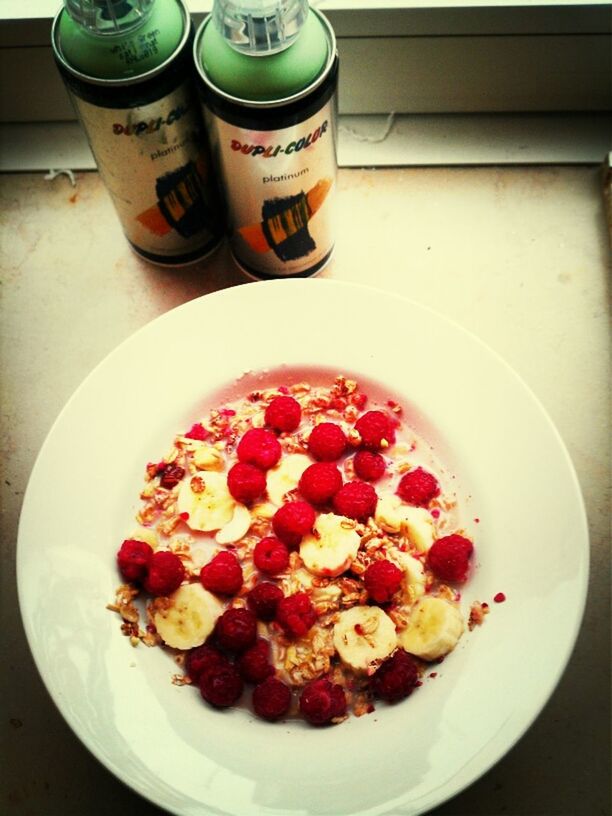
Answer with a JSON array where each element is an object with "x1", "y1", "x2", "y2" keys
[{"x1": 1, "y1": 166, "x2": 609, "y2": 815}]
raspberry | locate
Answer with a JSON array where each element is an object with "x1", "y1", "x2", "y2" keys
[
  {"x1": 199, "y1": 663, "x2": 243, "y2": 708},
  {"x1": 237, "y1": 638, "x2": 275, "y2": 684},
  {"x1": 364, "y1": 559, "x2": 403, "y2": 603},
  {"x1": 200, "y1": 551, "x2": 243, "y2": 596},
  {"x1": 215, "y1": 607, "x2": 258, "y2": 652},
  {"x1": 186, "y1": 643, "x2": 230, "y2": 683},
  {"x1": 276, "y1": 592, "x2": 317, "y2": 638},
  {"x1": 371, "y1": 649, "x2": 419, "y2": 703},
  {"x1": 299, "y1": 678, "x2": 347, "y2": 725},
  {"x1": 253, "y1": 676, "x2": 292, "y2": 721},
  {"x1": 354, "y1": 410, "x2": 396, "y2": 450},
  {"x1": 159, "y1": 463, "x2": 185, "y2": 489},
  {"x1": 116, "y1": 538, "x2": 153, "y2": 583},
  {"x1": 143, "y1": 550, "x2": 185, "y2": 596},
  {"x1": 247, "y1": 582, "x2": 284, "y2": 621},
  {"x1": 307, "y1": 422, "x2": 347, "y2": 461},
  {"x1": 237, "y1": 428, "x2": 281, "y2": 470},
  {"x1": 353, "y1": 450, "x2": 386, "y2": 482},
  {"x1": 184, "y1": 422, "x2": 210, "y2": 441},
  {"x1": 253, "y1": 536, "x2": 290, "y2": 575},
  {"x1": 272, "y1": 501, "x2": 316, "y2": 547},
  {"x1": 227, "y1": 462, "x2": 266, "y2": 504},
  {"x1": 265, "y1": 395, "x2": 302, "y2": 433},
  {"x1": 396, "y1": 467, "x2": 440, "y2": 506},
  {"x1": 427, "y1": 534, "x2": 473, "y2": 584},
  {"x1": 332, "y1": 480, "x2": 378, "y2": 521},
  {"x1": 299, "y1": 462, "x2": 343, "y2": 505}
]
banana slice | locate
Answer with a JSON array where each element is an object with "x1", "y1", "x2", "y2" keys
[
  {"x1": 375, "y1": 494, "x2": 435, "y2": 551},
  {"x1": 128, "y1": 527, "x2": 159, "y2": 550},
  {"x1": 266, "y1": 453, "x2": 311, "y2": 506},
  {"x1": 193, "y1": 445, "x2": 225, "y2": 471},
  {"x1": 152, "y1": 583, "x2": 223, "y2": 650},
  {"x1": 395, "y1": 551, "x2": 426, "y2": 599},
  {"x1": 333, "y1": 606, "x2": 398, "y2": 673},
  {"x1": 177, "y1": 471, "x2": 235, "y2": 532},
  {"x1": 300, "y1": 512, "x2": 360, "y2": 578},
  {"x1": 398, "y1": 596, "x2": 464, "y2": 661},
  {"x1": 215, "y1": 503, "x2": 251, "y2": 545}
]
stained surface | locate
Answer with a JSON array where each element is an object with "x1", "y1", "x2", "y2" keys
[{"x1": 1, "y1": 166, "x2": 609, "y2": 816}]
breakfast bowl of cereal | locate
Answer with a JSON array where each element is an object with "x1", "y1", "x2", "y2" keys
[{"x1": 17, "y1": 279, "x2": 588, "y2": 816}]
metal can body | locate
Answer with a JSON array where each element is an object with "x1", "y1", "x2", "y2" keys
[
  {"x1": 52, "y1": 2, "x2": 223, "y2": 266},
  {"x1": 194, "y1": 12, "x2": 338, "y2": 280}
]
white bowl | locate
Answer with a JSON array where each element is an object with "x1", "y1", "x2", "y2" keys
[{"x1": 17, "y1": 279, "x2": 588, "y2": 816}]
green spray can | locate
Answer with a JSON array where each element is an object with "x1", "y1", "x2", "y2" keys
[
  {"x1": 52, "y1": 0, "x2": 223, "y2": 266},
  {"x1": 194, "y1": 0, "x2": 338, "y2": 279}
]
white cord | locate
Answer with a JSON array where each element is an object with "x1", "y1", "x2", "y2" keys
[{"x1": 44, "y1": 169, "x2": 77, "y2": 187}]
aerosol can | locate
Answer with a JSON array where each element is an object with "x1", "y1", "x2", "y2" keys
[
  {"x1": 194, "y1": 0, "x2": 338, "y2": 279},
  {"x1": 52, "y1": 0, "x2": 223, "y2": 266}
]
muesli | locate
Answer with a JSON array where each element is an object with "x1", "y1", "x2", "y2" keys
[{"x1": 110, "y1": 375, "x2": 477, "y2": 725}]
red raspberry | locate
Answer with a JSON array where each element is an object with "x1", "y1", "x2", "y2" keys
[
  {"x1": 355, "y1": 410, "x2": 396, "y2": 450},
  {"x1": 226, "y1": 462, "x2": 266, "y2": 504},
  {"x1": 159, "y1": 463, "x2": 185, "y2": 489},
  {"x1": 307, "y1": 422, "x2": 347, "y2": 461},
  {"x1": 253, "y1": 536, "x2": 290, "y2": 575},
  {"x1": 200, "y1": 551, "x2": 243, "y2": 596},
  {"x1": 199, "y1": 663, "x2": 243, "y2": 708},
  {"x1": 237, "y1": 638, "x2": 275, "y2": 684},
  {"x1": 253, "y1": 676, "x2": 292, "y2": 721},
  {"x1": 215, "y1": 607, "x2": 258, "y2": 652},
  {"x1": 276, "y1": 592, "x2": 317, "y2": 638},
  {"x1": 237, "y1": 428, "x2": 281, "y2": 470},
  {"x1": 299, "y1": 677, "x2": 347, "y2": 725},
  {"x1": 371, "y1": 649, "x2": 419, "y2": 703},
  {"x1": 364, "y1": 559, "x2": 403, "y2": 603},
  {"x1": 353, "y1": 450, "x2": 386, "y2": 482},
  {"x1": 186, "y1": 643, "x2": 230, "y2": 683},
  {"x1": 299, "y1": 462, "x2": 343, "y2": 505},
  {"x1": 396, "y1": 466, "x2": 440, "y2": 506},
  {"x1": 116, "y1": 538, "x2": 153, "y2": 583},
  {"x1": 333, "y1": 480, "x2": 378, "y2": 521},
  {"x1": 143, "y1": 550, "x2": 185, "y2": 595},
  {"x1": 184, "y1": 422, "x2": 210, "y2": 441},
  {"x1": 272, "y1": 501, "x2": 316, "y2": 547},
  {"x1": 265, "y1": 395, "x2": 302, "y2": 433},
  {"x1": 247, "y1": 582, "x2": 284, "y2": 621},
  {"x1": 427, "y1": 534, "x2": 474, "y2": 584}
]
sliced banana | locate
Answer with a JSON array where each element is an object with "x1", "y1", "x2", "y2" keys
[
  {"x1": 398, "y1": 596, "x2": 464, "y2": 661},
  {"x1": 375, "y1": 494, "x2": 435, "y2": 551},
  {"x1": 152, "y1": 583, "x2": 223, "y2": 650},
  {"x1": 300, "y1": 512, "x2": 360, "y2": 578},
  {"x1": 128, "y1": 527, "x2": 159, "y2": 550},
  {"x1": 333, "y1": 606, "x2": 398, "y2": 673},
  {"x1": 395, "y1": 551, "x2": 426, "y2": 599},
  {"x1": 192, "y1": 445, "x2": 225, "y2": 471},
  {"x1": 266, "y1": 453, "x2": 311, "y2": 506},
  {"x1": 215, "y1": 503, "x2": 251, "y2": 545},
  {"x1": 177, "y1": 471, "x2": 235, "y2": 532}
]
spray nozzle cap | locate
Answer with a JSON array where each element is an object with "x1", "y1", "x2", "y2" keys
[
  {"x1": 213, "y1": 0, "x2": 309, "y2": 55},
  {"x1": 63, "y1": 0, "x2": 155, "y2": 35}
]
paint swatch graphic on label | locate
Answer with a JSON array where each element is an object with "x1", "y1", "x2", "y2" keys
[
  {"x1": 204, "y1": 100, "x2": 337, "y2": 277},
  {"x1": 239, "y1": 177, "x2": 331, "y2": 261}
]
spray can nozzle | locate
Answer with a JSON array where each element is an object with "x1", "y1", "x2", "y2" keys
[
  {"x1": 63, "y1": 0, "x2": 155, "y2": 35},
  {"x1": 213, "y1": 0, "x2": 308, "y2": 55}
]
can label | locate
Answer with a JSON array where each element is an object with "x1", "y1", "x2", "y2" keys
[
  {"x1": 205, "y1": 99, "x2": 336, "y2": 277},
  {"x1": 72, "y1": 81, "x2": 220, "y2": 260}
]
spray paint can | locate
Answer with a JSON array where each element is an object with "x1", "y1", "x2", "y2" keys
[
  {"x1": 52, "y1": 0, "x2": 223, "y2": 266},
  {"x1": 194, "y1": 0, "x2": 338, "y2": 279}
]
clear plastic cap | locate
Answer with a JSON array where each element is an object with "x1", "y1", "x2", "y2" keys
[
  {"x1": 63, "y1": 0, "x2": 155, "y2": 35},
  {"x1": 213, "y1": 0, "x2": 309, "y2": 55}
]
